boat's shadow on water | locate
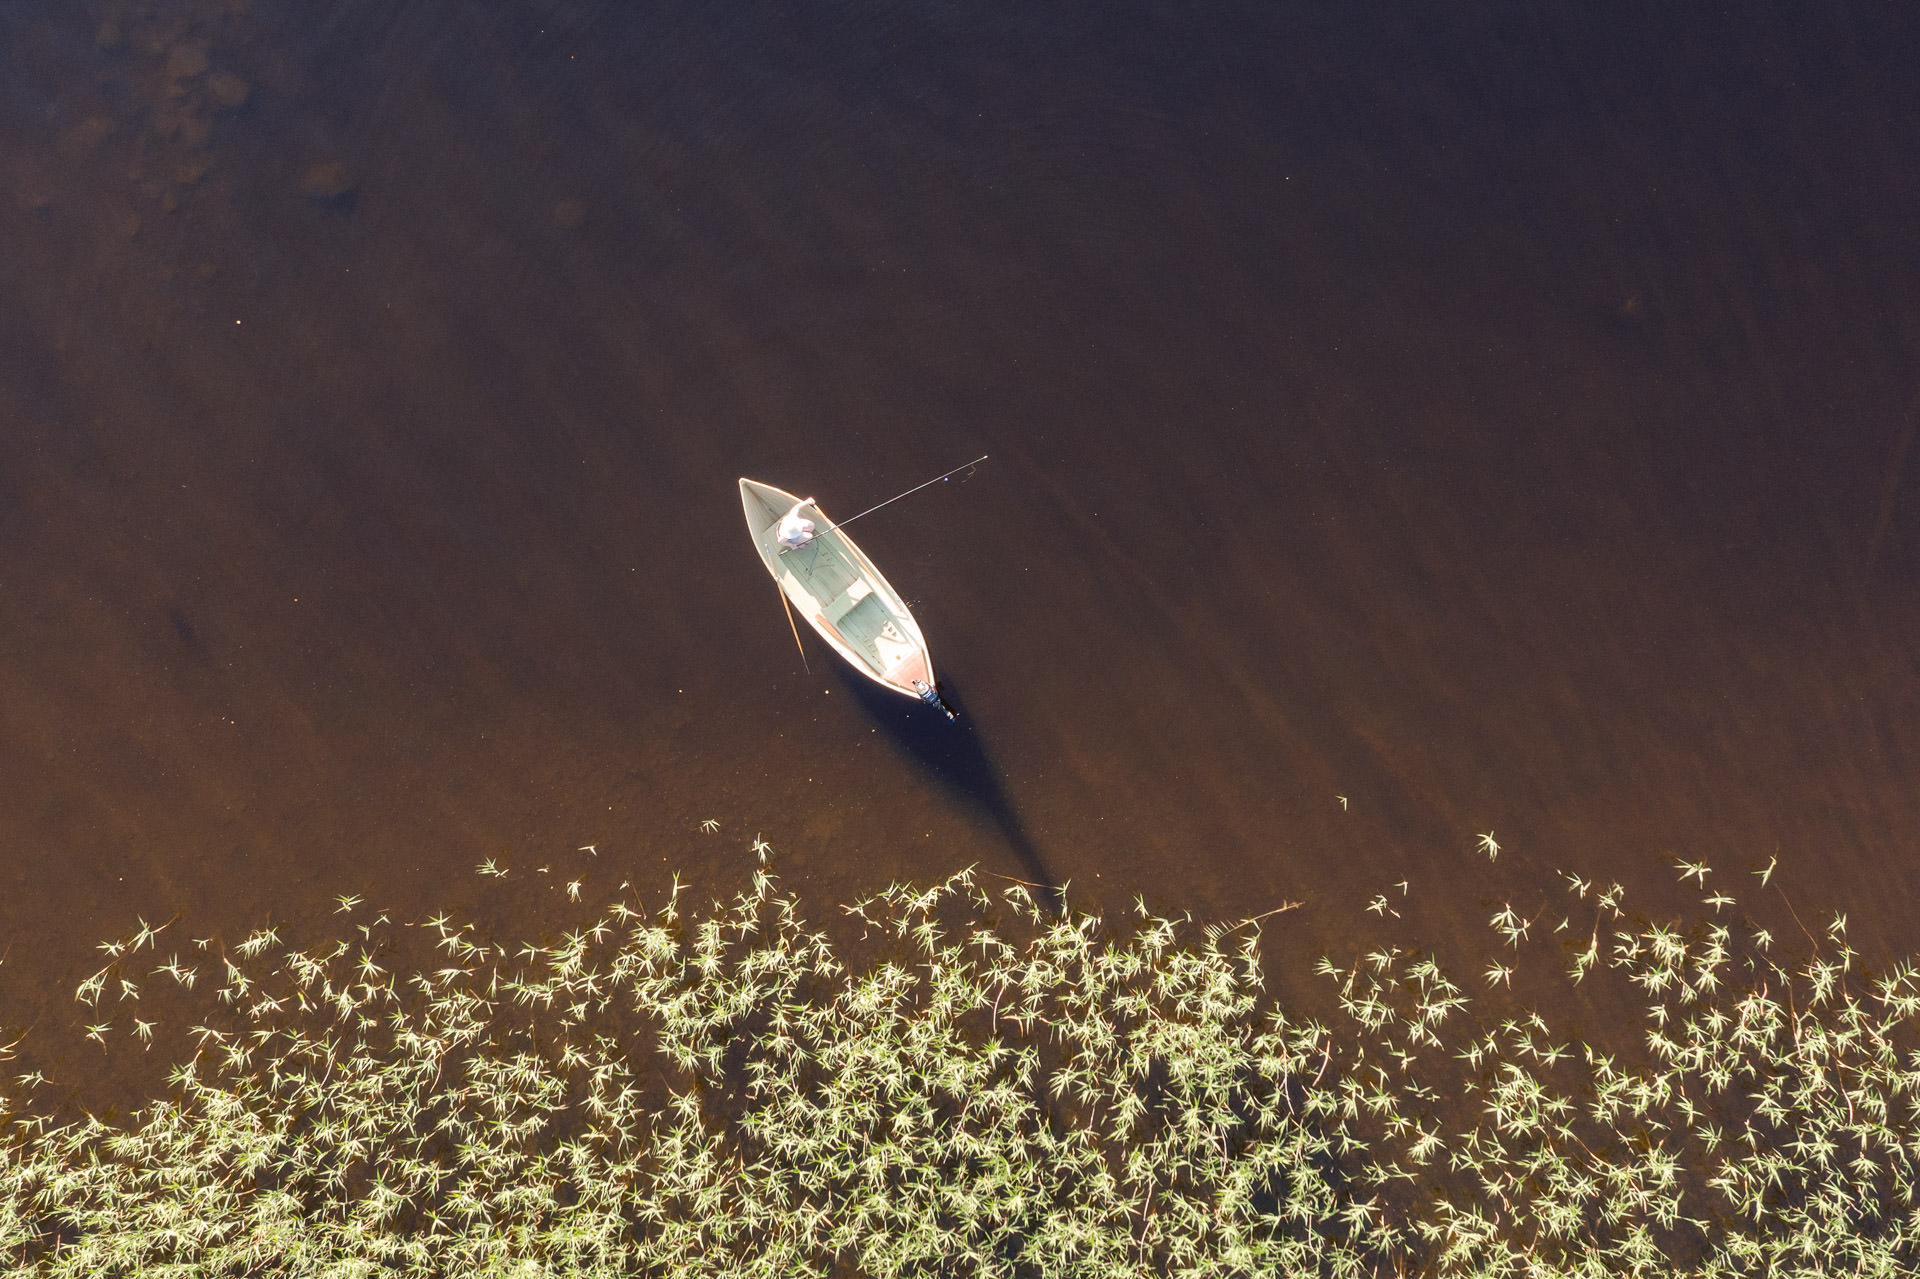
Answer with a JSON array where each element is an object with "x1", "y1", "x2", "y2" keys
[{"x1": 840, "y1": 670, "x2": 1064, "y2": 915}]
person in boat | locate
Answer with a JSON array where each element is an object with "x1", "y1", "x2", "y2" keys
[{"x1": 776, "y1": 498, "x2": 817, "y2": 550}]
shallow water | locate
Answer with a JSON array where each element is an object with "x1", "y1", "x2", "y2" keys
[{"x1": 3, "y1": 0, "x2": 1919, "y2": 1092}]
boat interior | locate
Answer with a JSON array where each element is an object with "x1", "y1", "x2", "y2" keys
[{"x1": 782, "y1": 538, "x2": 904, "y2": 668}]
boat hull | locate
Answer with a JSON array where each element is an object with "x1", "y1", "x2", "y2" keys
[{"x1": 739, "y1": 478, "x2": 934, "y2": 699}]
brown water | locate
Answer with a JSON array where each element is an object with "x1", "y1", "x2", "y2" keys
[{"x1": 3, "y1": 0, "x2": 1919, "y2": 1092}]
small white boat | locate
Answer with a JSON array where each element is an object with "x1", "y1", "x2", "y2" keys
[{"x1": 739, "y1": 478, "x2": 954, "y2": 717}]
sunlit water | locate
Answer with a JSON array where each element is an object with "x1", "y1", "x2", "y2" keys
[{"x1": 3, "y1": 0, "x2": 1919, "y2": 1098}]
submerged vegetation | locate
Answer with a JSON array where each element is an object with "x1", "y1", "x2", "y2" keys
[{"x1": 2, "y1": 846, "x2": 1918, "y2": 1277}]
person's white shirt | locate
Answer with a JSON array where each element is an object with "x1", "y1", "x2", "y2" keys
[{"x1": 776, "y1": 498, "x2": 817, "y2": 549}]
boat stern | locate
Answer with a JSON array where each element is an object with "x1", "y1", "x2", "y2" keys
[{"x1": 885, "y1": 649, "x2": 931, "y2": 695}]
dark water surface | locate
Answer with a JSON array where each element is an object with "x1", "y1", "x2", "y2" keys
[{"x1": 4, "y1": 0, "x2": 1920, "y2": 1088}]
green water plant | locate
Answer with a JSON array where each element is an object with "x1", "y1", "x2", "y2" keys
[{"x1": 0, "y1": 848, "x2": 1914, "y2": 1276}]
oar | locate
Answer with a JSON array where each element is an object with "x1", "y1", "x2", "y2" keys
[
  {"x1": 777, "y1": 586, "x2": 809, "y2": 673},
  {"x1": 779, "y1": 455, "x2": 987, "y2": 554}
]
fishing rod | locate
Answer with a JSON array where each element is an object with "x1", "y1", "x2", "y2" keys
[
  {"x1": 780, "y1": 455, "x2": 988, "y2": 553},
  {"x1": 833, "y1": 455, "x2": 988, "y2": 531}
]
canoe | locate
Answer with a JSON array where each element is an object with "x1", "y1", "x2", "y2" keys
[{"x1": 740, "y1": 478, "x2": 949, "y2": 713}]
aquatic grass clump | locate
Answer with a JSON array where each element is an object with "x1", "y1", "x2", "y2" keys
[
  {"x1": 7, "y1": 864, "x2": 1365, "y2": 1277},
  {"x1": 0, "y1": 850, "x2": 1916, "y2": 1276},
  {"x1": 1315, "y1": 871, "x2": 1920, "y2": 1277}
]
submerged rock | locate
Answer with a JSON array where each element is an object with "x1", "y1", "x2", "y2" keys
[
  {"x1": 208, "y1": 71, "x2": 250, "y2": 110},
  {"x1": 177, "y1": 111, "x2": 211, "y2": 149},
  {"x1": 56, "y1": 117, "x2": 115, "y2": 158},
  {"x1": 165, "y1": 41, "x2": 210, "y2": 81},
  {"x1": 299, "y1": 161, "x2": 356, "y2": 204}
]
